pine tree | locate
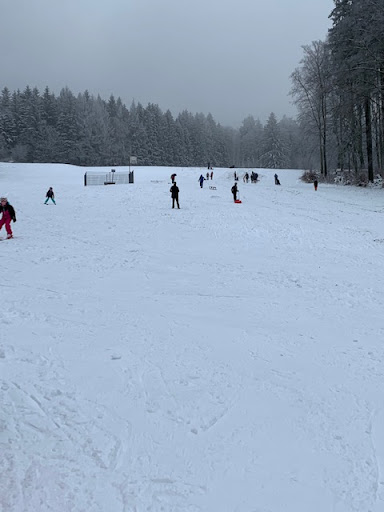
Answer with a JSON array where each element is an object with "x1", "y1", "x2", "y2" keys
[
  {"x1": 56, "y1": 87, "x2": 81, "y2": 164},
  {"x1": 239, "y1": 116, "x2": 264, "y2": 167},
  {"x1": 260, "y1": 113, "x2": 287, "y2": 168},
  {"x1": 0, "y1": 87, "x2": 17, "y2": 159}
]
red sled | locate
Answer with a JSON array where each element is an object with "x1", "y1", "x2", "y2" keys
[{"x1": 234, "y1": 199, "x2": 242, "y2": 203}]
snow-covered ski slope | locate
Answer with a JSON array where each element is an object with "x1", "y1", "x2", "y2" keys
[{"x1": 1, "y1": 162, "x2": 384, "y2": 512}]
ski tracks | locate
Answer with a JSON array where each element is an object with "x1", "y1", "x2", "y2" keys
[
  {"x1": 369, "y1": 408, "x2": 384, "y2": 511},
  {"x1": 0, "y1": 343, "x2": 130, "y2": 511}
]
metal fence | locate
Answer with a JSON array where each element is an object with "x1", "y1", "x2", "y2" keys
[{"x1": 84, "y1": 170, "x2": 134, "y2": 186}]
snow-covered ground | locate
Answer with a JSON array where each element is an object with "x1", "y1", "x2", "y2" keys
[{"x1": 1, "y1": 162, "x2": 383, "y2": 512}]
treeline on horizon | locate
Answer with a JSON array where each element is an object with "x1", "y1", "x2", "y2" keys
[
  {"x1": 0, "y1": 85, "x2": 310, "y2": 170},
  {"x1": 1, "y1": 1, "x2": 382, "y2": 180}
]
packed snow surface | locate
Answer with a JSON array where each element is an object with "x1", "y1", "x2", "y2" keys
[{"x1": 1, "y1": 163, "x2": 384, "y2": 512}]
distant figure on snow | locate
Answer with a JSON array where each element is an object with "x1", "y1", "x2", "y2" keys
[
  {"x1": 44, "y1": 187, "x2": 56, "y2": 204},
  {"x1": 231, "y1": 183, "x2": 238, "y2": 202},
  {"x1": 251, "y1": 171, "x2": 258, "y2": 183},
  {"x1": 243, "y1": 172, "x2": 249, "y2": 183},
  {"x1": 170, "y1": 173, "x2": 177, "y2": 183},
  {"x1": 210, "y1": 171, "x2": 213, "y2": 180},
  {"x1": 170, "y1": 182, "x2": 180, "y2": 209},
  {"x1": 314, "y1": 179, "x2": 318, "y2": 191},
  {"x1": 0, "y1": 196, "x2": 16, "y2": 239},
  {"x1": 206, "y1": 172, "x2": 210, "y2": 180},
  {"x1": 274, "y1": 173, "x2": 280, "y2": 185},
  {"x1": 198, "y1": 175, "x2": 205, "y2": 188}
]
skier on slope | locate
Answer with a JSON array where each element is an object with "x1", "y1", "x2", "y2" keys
[
  {"x1": 198, "y1": 175, "x2": 205, "y2": 188},
  {"x1": 0, "y1": 197, "x2": 16, "y2": 239}
]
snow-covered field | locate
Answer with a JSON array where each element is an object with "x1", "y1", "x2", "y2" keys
[{"x1": 1, "y1": 162, "x2": 383, "y2": 512}]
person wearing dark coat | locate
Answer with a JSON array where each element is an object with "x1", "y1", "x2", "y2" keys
[
  {"x1": 170, "y1": 182, "x2": 180, "y2": 209},
  {"x1": 44, "y1": 187, "x2": 56, "y2": 204},
  {"x1": 170, "y1": 173, "x2": 177, "y2": 183},
  {"x1": 198, "y1": 175, "x2": 205, "y2": 188},
  {"x1": 0, "y1": 197, "x2": 16, "y2": 239},
  {"x1": 314, "y1": 179, "x2": 318, "y2": 191},
  {"x1": 231, "y1": 183, "x2": 238, "y2": 202}
]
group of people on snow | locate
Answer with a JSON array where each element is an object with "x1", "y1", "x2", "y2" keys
[
  {"x1": 0, "y1": 188, "x2": 55, "y2": 240},
  {"x1": 251, "y1": 172, "x2": 258, "y2": 183},
  {"x1": 2, "y1": 171, "x2": 321, "y2": 235},
  {"x1": 169, "y1": 169, "x2": 217, "y2": 208},
  {"x1": 168, "y1": 169, "x2": 321, "y2": 211}
]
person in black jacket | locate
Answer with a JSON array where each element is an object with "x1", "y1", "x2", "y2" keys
[
  {"x1": 0, "y1": 197, "x2": 16, "y2": 239},
  {"x1": 231, "y1": 183, "x2": 238, "y2": 202},
  {"x1": 170, "y1": 182, "x2": 180, "y2": 209},
  {"x1": 44, "y1": 187, "x2": 56, "y2": 204}
]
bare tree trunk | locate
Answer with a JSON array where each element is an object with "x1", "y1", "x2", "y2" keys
[
  {"x1": 357, "y1": 104, "x2": 365, "y2": 170},
  {"x1": 350, "y1": 104, "x2": 361, "y2": 173},
  {"x1": 379, "y1": 67, "x2": 384, "y2": 175},
  {"x1": 373, "y1": 95, "x2": 381, "y2": 172},
  {"x1": 322, "y1": 96, "x2": 328, "y2": 177},
  {"x1": 333, "y1": 94, "x2": 346, "y2": 171},
  {"x1": 365, "y1": 97, "x2": 374, "y2": 182}
]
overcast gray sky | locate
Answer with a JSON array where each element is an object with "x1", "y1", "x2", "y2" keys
[{"x1": 0, "y1": 0, "x2": 334, "y2": 127}]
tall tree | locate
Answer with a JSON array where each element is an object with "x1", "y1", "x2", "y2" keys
[
  {"x1": 260, "y1": 113, "x2": 287, "y2": 168},
  {"x1": 328, "y1": 0, "x2": 384, "y2": 181},
  {"x1": 56, "y1": 87, "x2": 81, "y2": 164},
  {"x1": 290, "y1": 40, "x2": 332, "y2": 177}
]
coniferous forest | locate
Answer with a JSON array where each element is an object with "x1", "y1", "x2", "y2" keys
[
  {"x1": 0, "y1": 85, "x2": 307, "y2": 170},
  {"x1": 1, "y1": 0, "x2": 383, "y2": 181}
]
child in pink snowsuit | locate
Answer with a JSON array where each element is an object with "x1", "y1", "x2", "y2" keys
[{"x1": 0, "y1": 197, "x2": 16, "y2": 239}]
